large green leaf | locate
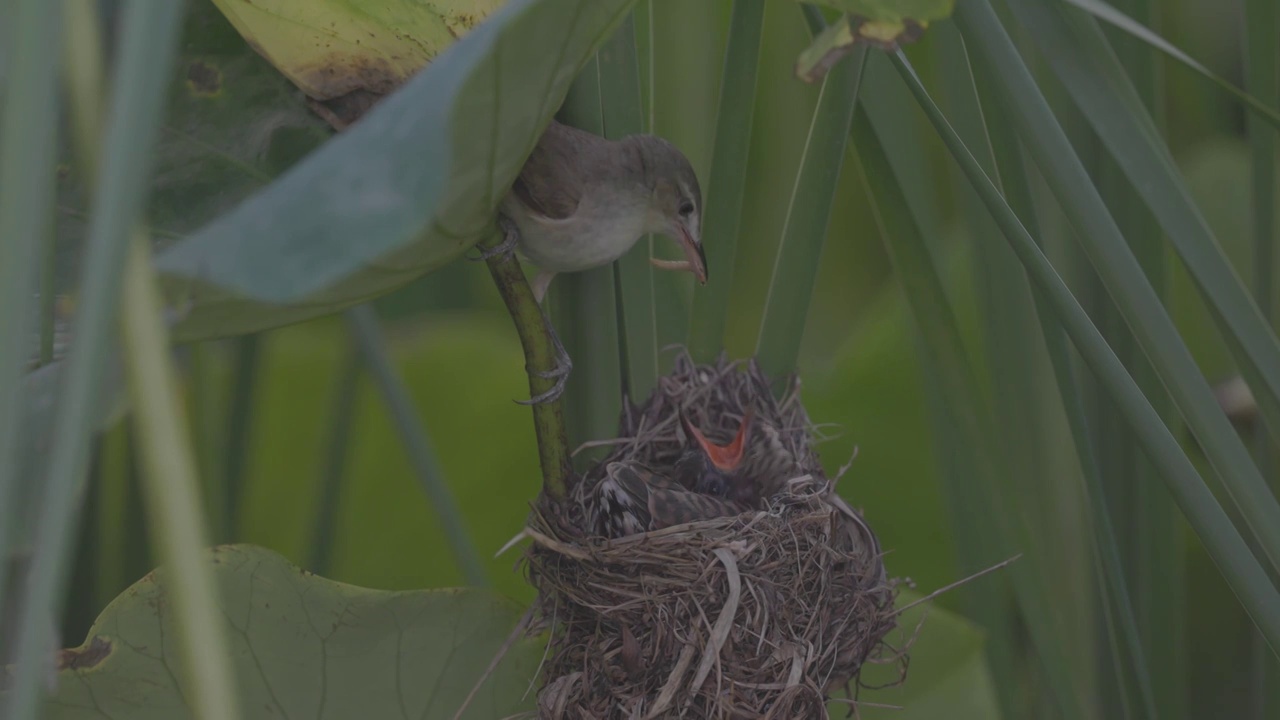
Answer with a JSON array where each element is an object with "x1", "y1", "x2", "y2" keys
[
  {"x1": 152, "y1": 0, "x2": 636, "y2": 342},
  {"x1": 2, "y1": 544, "x2": 539, "y2": 720}
]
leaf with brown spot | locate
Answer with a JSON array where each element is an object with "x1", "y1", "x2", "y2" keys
[{"x1": 211, "y1": 0, "x2": 506, "y2": 103}]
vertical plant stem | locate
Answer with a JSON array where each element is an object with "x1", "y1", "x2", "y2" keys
[
  {"x1": 4, "y1": 1, "x2": 187, "y2": 717},
  {"x1": 601, "y1": 11, "x2": 659, "y2": 403},
  {"x1": 345, "y1": 305, "x2": 487, "y2": 587},
  {"x1": 1246, "y1": 0, "x2": 1280, "y2": 714},
  {"x1": 221, "y1": 334, "x2": 261, "y2": 542},
  {"x1": 754, "y1": 34, "x2": 864, "y2": 378},
  {"x1": 0, "y1": 0, "x2": 62, "y2": 615},
  {"x1": 686, "y1": 0, "x2": 766, "y2": 363},
  {"x1": 554, "y1": 58, "x2": 623, "y2": 463},
  {"x1": 479, "y1": 235, "x2": 571, "y2": 501},
  {"x1": 121, "y1": 236, "x2": 242, "y2": 720},
  {"x1": 308, "y1": 346, "x2": 362, "y2": 575},
  {"x1": 39, "y1": 228, "x2": 57, "y2": 366}
]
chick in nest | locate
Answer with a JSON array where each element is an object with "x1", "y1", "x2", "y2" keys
[{"x1": 592, "y1": 408, "x2": 798, "y2": 537}]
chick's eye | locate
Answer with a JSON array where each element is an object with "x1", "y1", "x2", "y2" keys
[
  {"x1": 678, "y1": 200, "x2": 695, "y2": 217},
  {"x1": 700, "y1": 475, "x2": 726, "y2": 497}
]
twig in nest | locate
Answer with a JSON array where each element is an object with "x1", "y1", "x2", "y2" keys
[{"x1": 895, "y1": 554, "x2": 1023, "y2": 615}]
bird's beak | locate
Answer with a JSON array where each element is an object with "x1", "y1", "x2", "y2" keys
[
  {"x1": 650, "y1": 226, "x2": 708, "y2": 285},
  {"x1": 682, "y1": 409, "x2": 754, "y2": 471}
]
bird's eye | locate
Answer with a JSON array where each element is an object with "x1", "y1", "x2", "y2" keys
[
  {"x1": 678, "y1": 200, "x2": 695, "y2": 217},
  {"x1": 700, "y1": 475, "x2": 726, "y2": 497}
]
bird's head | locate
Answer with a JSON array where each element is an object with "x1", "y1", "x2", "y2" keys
[
  {"x1": 631, "y1": 135, "x2": 706, "y2": 285},
  {"x1": 676, "y1": 408, "x2": 755, "y2": 504}
]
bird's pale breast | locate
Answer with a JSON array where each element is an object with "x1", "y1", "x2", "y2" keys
[{"x1": 502, "y1": 191, "x2": 651, "y2": 273}]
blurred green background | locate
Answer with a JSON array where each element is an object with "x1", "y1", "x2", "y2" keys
[{"x1": 8, "y1": 0, "x2": 1279, "y2": 717}]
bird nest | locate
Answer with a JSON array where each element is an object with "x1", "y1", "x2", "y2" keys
[{"x1": 521, "y1": 351, "x2": 902, "y2": 719}]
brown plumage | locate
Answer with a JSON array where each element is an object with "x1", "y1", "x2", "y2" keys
[
  {"x1": 594, "y1": 462, "x2": 747, "y2": 537},
  {"x1": 498, "y1": 119, "x2": 707, "y2": 302}
]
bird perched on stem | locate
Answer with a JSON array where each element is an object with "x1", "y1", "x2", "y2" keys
[
  {"x1": 479, "y1": 119, "x2": 706, "y2": 404},
  {"x1": 488, "y1": 119, "x2": 707, "y2": 301}
]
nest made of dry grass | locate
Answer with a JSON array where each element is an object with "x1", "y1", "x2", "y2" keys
[{"x1": 522, "y1": 350, "x2": 904, "y2": 719}]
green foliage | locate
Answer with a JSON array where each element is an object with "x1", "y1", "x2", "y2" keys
[
  {"x1": 3, "y1": 545, "x2": 538, "y2": 720},
  {"x1": 6, "y1": 0, "x2": 1280, "y2": 717},
  {"x1": 151, "y1": 0, "x2": 638, "y2": 342}
]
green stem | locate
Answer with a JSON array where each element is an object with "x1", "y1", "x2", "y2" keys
[
  {"x1": 308, "y1": 346, "x2": 361, "y2": 575},
  {"x1": 221, "y1": 333, "x2": 261, "y2": 541},
  {"x1": 121, "y1": 236, "x2": 241, "y2": 720},
  {"x1": 0, "y1": 0, "x2": 63, "y2": 617},
  {"x1": 5, "y1": 2, "x2": 192, "y2": 717},
  {"x1": 478, "y1": 234, "x2": 571, "y2": 502}
]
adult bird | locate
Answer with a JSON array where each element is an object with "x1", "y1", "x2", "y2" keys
[
  {"x1": 492, "y1": 119, "x2": 707, "y2": 302},
  {"x1": 481, "y1": 119, "x2": 707, "y2": 404}
]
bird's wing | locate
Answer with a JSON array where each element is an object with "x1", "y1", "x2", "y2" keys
[
  {"x1": 595, "y1": 462, "x2": 744, "y2": 537},
  {"x1": 646, "y1": 487, "x2": 744, "y2": 530},
  {"x1": 509, "y1": 120, "x2": 601, "y2": 220}
]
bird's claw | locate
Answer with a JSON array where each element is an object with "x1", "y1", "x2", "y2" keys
[
  {"x1": 468, "y1": 217, "x2": 520, "y2": 262},
  {"x1": 516, "y1": 308, "x2": 573, "y2": 406}
]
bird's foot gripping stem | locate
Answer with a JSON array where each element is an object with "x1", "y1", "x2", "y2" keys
[
  {"x1": 469, "y1": 216, "x2": 520, "y2": 262},
  {"x1": 517, "y1": 304, "x2": 573, "y2": 406}
]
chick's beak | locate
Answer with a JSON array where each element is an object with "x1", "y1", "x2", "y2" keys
[
  {"x1": 650, "y1": 224, "x2": 708, "y2": 285},
  {"x1": 682, "y1": 409, "x2": 754, "y2": 471}
]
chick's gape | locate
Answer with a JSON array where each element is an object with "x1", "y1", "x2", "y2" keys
[
  {"x1": 591, "y1": 409, "x2": 789, "y2": 538},
  {"x1": 482, "y1": 120, "x2": 707, "y2": 404}
]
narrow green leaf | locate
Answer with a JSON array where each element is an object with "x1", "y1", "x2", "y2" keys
[
  {"x1": 344, "y1": 305, "x2": 486, "y2": 587},
  {"x1": 1063, "y1": 0, "x2": 1280, "y2": 130},
  {"x1": 958, "y1": 0, "x2": 1280, "y2": 582},
  {"x1": 889, "y1": 48, "x2": 1280, "y2": 655},
  {"x1": 1245, "y1": 0, "x2": 1278, "y2": 478},
  {"x1": 856, "y1": 104, "x2": 1093, "y2": 716},
  {"x1": 687, "y1": 0, "x2": 766, "y2": 363},
  {"x1": 1019, "y1": 0, "x2": 1280, "y2": 484},
  {"x1": 0, "y1": 0, "x2": 62, "y2": 613},
  {"x1": 551, "y1": 57, "x2": 623, "y2": 462},
  {"x1": 646, "y1": 0, "x2": 722, "y2": 366},
  {"x1": 1099, "y1": 2, "x2": 1186, "y2": 715},
  {"x1": 58, "y1": 4, "x2": 241, "y2": 714},
  {"x1": 38, "y1": 227, "x2": 56, "y2": 366},
  {"x1": 937, "y1": 22, "x2": 1159, "y2": 718},
  {"x1": 308, "y1": 346, "x2": 362, "y2": 576},
  {"x1": 122, "y1": 236, "x2": 242, "y2": 720},
  {"x1": 221, "y1": 334, "x2": 261, "y2": 541},
  {"x1": 598, "y1": 11, "x2": 658, "y2": 402},
  {"x1": 1245, "y1": 0, "x2": 1280, "y2": 712},
  {"x1": 754, "y1": 43, "x2": 864, "y2": 377},
  {"x1": 4, "y1": 2, "x2": 187, "y2": 718}
]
